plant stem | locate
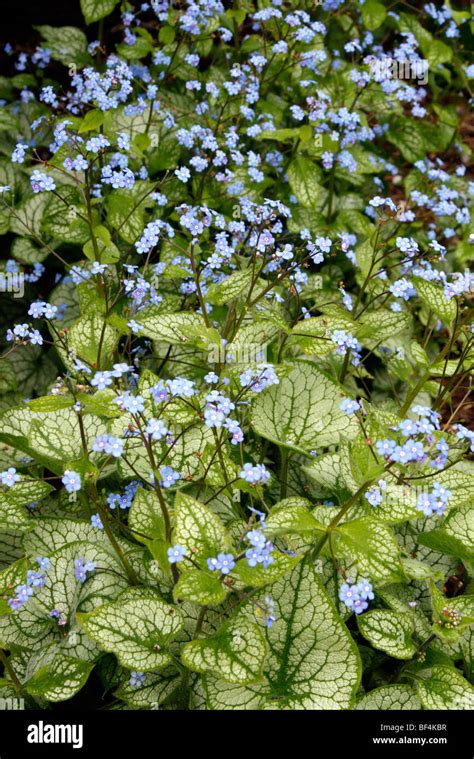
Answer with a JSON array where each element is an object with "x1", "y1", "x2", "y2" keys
[
  {"x1": 91, "y1": 487, "x2": 140, "y2": 586},
  {"x1": 280, "y1": 448, "x2": 289, "y2": 499},
  {"x1": 0, "y1": 650, "x2": 22, "y2": 694}
]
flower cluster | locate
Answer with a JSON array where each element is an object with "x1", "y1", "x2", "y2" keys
[
  {"x1": 239, "y1": 365, "x2": 279, "y2": 393},
  {"x1": 8, "y1": 557, "x2": 49, "y2": 610},
  {"x1": 339, "y1": 578, "x2": 374, "y2": 615},
  {"x1": 417, "y1": 483, "x2": 452, "y2": 518},
  {"x1": 6, "y1": 323, "x2": 44, "y2": 346},
  {"x1": 107, "y1": 481, "x2": 140, "y2": 510},
  {"x1": 92, "y1": 434, "x2": 124, "y2": 458},
  {"x1": 330, "y1": 330, "x2": 362, "y2": 366},
  {"x1": 239, "y1": 463, "x2": 271, "y2": 485},
  {"x1": 438, "y1": 606, "x2": 463, "y2": 630},
  {"x1": 244, "y1": 510, "x2": 274, "y2": 569},
  {"x1": 74, "y1": 557, "x2": 96, "y2": 583}
]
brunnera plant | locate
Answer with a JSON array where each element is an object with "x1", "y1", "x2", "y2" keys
[{"x1": 0, "y1": 0, "x2": 472, "y2": 712}]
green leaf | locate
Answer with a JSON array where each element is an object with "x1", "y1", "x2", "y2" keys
[
  {"x1": 77, "y1": 588, "x2": 184, "y2": 671},
  {"x1": 444, "y1": 505, "x2": 474, "y2": 561},
  {"x1": 116, "y1": 38, "x2": 153, "y2": 61},
  {"x1": 0, "y1": 345, "x2": 57, "y2": 398},
  {"x1": 361, "y1": 0, "x2": 387, "y2": 30},
  {"x1": 55, "y1": 310, "x2": 119, "y2": 370},
  {"x1": 107, "y1": 193, "x2": 145, "y2": 244},
  {"x1": 287, "y1": 157, "x2": 323, "y2": 209},
  {"x1": 35, "y1": 26, "x2": 91, "y2": 67},
  {"x1": 115, "y1": 666, "x2": 180, "y2": 708},
  {"x1": 0, "y1": 501, "x2": 31, "y2": 533},
  {"x1": 413, "y1": 276, "x2": 457, "y2": 326},
  {"x1": 43, "y1": 188, "x2": 91, "y2": 244},
  {"x1": 233, "y1": 553, "x2": 301, "y2": 588},
  {"x1": 418, "y1": 529, "x2": 471, "y2": 565},
  {"x1": 10, "y1": 195, "x2": 49, "y2": 238},
  {"x1": 356, "y1": 684, "x2": 421, "y2": 710},
  {"x1": 250, "y1": 362, "x2": 358, "y2": 454},
  {"x1": 0, "y1": 558, "x2": 26, "y2": 613},
  {"x1": 435, "y1": 467, "x2": 474, "y2": 509},
  {"x1": 265, "y1": 498, "x2": 324, "y2": 535},
  {"x1": 80, "y1": 0, "x2": 120, "y2": 24},
  {"x1": 0, "y1": 405, "x2": 109, "y2": 470},
  {"x1": 357, "y1": 310, "x2": 411, "y2": 344},
  {"x1": 149, "y1": 133, "x2": 181, "y2": 172},
  {"x1": 79, "y1": 109, "x2": 105, "y2": 133},
  {"x1": 0, "y1": 541, "x2": 129, "y2": 652},
  {"x1": 398, "y1": 13, "x2": 452, "y2": 67},
  {"x1": 173, "y1": 493, "x2": 231, "y2": 562},
  {"x1": 174, "y1": 569, "x2": 228, "y2": 605},
  {"x1": 182, "y1": 617, "x2": 266, "y2": 684},
  {"x1": 416, "y1": 666, "x2": 474, "y2": 710},
  {"x1": 206, "y1": 269, "x2": 254, "y2": 305},
  {"x1": 204, "y1": 561, "x2": 361, "y2": 709},
  {"x1": 83, "y1": 225, "x2": 120, "y2": 264},
  {"x1": 128, "y1": 488, "x2": 165, "y2": 543},
  {"x1": 27, "y1": 396, "x2": 74, "y2": 412},
  {"x1": 357, "y1": 610, "x2": 416, "y2": 659},
  {"x1": 387, "y1": 118, "x2": 425, "y2": 162},
  {"x1": 26, "y1": 656, "x2": 93, "y2": 702},
  {"x1": 429, "y1": 580, "x2": 474, "y2": 641},
  {"x1": 424, "y1": 39, "x2": 453, "y2": 67},
  {"x1": 334, "y1": 518, "x2": 403, "y2": 585},
  {"x1": 136, "y1": 310, "x2": 207, "y2": 344}
]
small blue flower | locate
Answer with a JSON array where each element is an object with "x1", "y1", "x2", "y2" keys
[
  {"x1": 340, "y1": 398, "x2": 360, "y2": 415},
  {"x1": 159, "y1": 466, "x2": 181, "y2": 489},
  {"x1": 30, "y1": 170, "x2": 56, "y2": 193},
  {"x1": 206, "y1": 553, "x2": 235, "y2": 575},
  {"x1": 26, "y1": 570, "x2": 46, "y2": 588},
  {"x1": 167, "y1": 545, "x2": 187, "y2": 564},
  {"x1": 62, "y1": 470, "x2": 81, "y2": 493},
  {"x1": 129, "y1": 671, "x2": 146, "y2": 687},
  {"x1": 0, "y1": 467, "x2": 21, "y2": 488},
  {"x1": 74, "y1": 557, "x2": 96, "y2": 583},
  {"x1": 91, "y1": 513, "x2": 104, "y2": 529},
  {"x1": 175, "y1": 166, "x2": 191, "y2": 183},
  {"x1": 239, "y1": 463, "x2": 270, "y2": 485}
]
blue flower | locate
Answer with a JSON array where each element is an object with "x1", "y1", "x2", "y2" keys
[
  {"x1": 62, "y1": 470, "x2": 81, "y2": 493},
  {"x1": 91, "y1": 513, "x2": 104, "y2": 529},
  {"x1": 92, "y1": 434, "x2": 124, "y2": 458},
  {"x1": 339, "y1": 577, "x2": 374, "y2": 614},
  {"x1": 145, "y1": 419, "x2": 170, "y2": 441},
  {"x1": 167, "y1": 545, "x2": 187, "y2": 564},
  {"x1": 175, "y1": 166, "x2": 191, "y2": 183},
  {"x1": 0, "y1": 467, "x2": 21, "y2": 488},
  {"x1": 239, "y1": 463, "x2": 270, "y2": 484},
  {"x1": 159, "y1": 466, "x2": 181, "y2": 488},
  {"x1": 206, "y1": 553, "x2": 235, "y2": 575},
  {"x1": 30, "y1": 170, "x2": 56, "y2": 193},
  {"x1": 340, "y1": 398, "x2": 360, "y2": 415},
  {"x1": 129, "y1": 671, "x2": 146, "y2": 687},
  {"x1": 11, "y1": 142, "x2": 27, "y2": 163},
  {"x1": 74, "y1": 557, "x2": 96, "y2": 583},
  {"x1": 114, "y1": 393, "x2": 145, "y2": 414}
]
